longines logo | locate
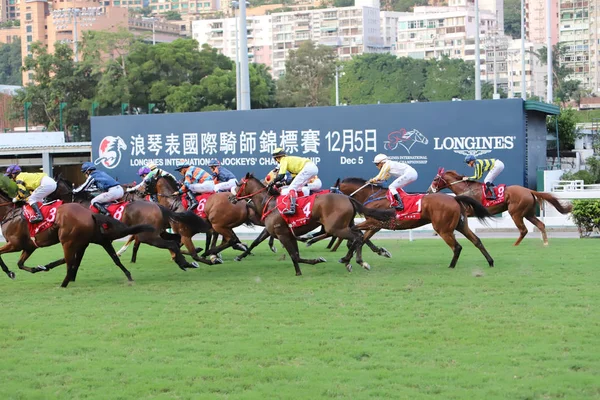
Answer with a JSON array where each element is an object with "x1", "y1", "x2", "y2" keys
[{"x1": 433, "y1": 136, "x2": 516, "y2": 157}]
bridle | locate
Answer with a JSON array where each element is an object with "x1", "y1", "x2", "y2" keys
[{"x1": 234, "y1": 178, "x2": 267, "y2": 201}]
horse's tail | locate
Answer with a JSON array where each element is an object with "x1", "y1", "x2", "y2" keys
[
  {"x1": 348, "y1": 196, "x2": 395, "y2": 222},
  {"x1": 158, "y1": 204, "x2": 211, "y2": 233},
  {"x1": 454, "y1": 196, "x2": 495, "y2": 224},
  {"x1": 530, "y1": 191, "x2": 573, "y2": 214},
  {"x1": 92, "y1": 214, "x2": 155, "y2": 241}
]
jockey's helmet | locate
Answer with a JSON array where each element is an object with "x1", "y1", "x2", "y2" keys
[
  {"x1": 138, "y1": 167, "x2": 151, "y2": 176},
  {"x1": 81, "y1": 162, "x2": 96, "y2": 173},
  {"x1": 272, "y1": 148, "x2": 286, "y2": 158},
  {"x1": 464, "y1": 155, "x2": 476, "y2": 164},
  {"x1": 175, "y1": 160, "x2": 190, "y2": 171},
  {"x1": 373, "y1": 154, "x2": 388, "y2": 164},
  {"x1": 147, "y1": 163, "x2": 158, "y2": 171},
  {"x1": 5, "y1": 164, "x2": 21, "y2": 176},
  {"x1": 208, "y1": 159, "x2": 220, "y2": 167}
]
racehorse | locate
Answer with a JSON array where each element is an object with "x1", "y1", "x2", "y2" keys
[
  {"x1": 148, "y1": 174, "x2": 257, "y2": 257},
  {"x1": 0, "y1": 188, "x2": 154, "y2": 287},
  {"x1": 427, "y1": 169, "x2": 573, "y2": 246},
  {"x1": 322, "y1": 177, "x2": 496, "y2": 269},
  {"x1": 70, "y1": 189, "x2": 216, "y2": 269},
  {"x1": 233, "y1": 174, "x2": 396, "y2": 274}
]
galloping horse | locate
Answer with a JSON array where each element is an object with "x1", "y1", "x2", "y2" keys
[
  {"x1": 0, "y1": 188, "x2": 154, "y2": 287},
  {"x1": 149, "y1": 174, "x2": 257, "y2": 257},
  {"x1": 323, "y1": 177, "x2": 496, "y2": 269},
  {"x1": 71, "y1": 189, "x2": 215, "y2": 269},
  {"x1": 428, "y1": 169, "x2": 573, "y2": 246},
  {"x1": 233, "y1": 174, "x2": 396, "y2": 274}
]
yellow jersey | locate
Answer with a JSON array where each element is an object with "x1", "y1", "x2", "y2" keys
[
  {"x1": 469, "y1": 159, "x2": 496, "y2": 180},
  {"x1": 277, "y1": 156, "x2": 309, "y2": 175},
  {"x1": 15, "y1": 172, "x2": 47, "y2": 200}
]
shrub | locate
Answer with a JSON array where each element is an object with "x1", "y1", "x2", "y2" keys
[
  {"x1": 560, "y1": 170, "x2": 597, "y2": 184},
  {"x1": 570, "y1": 199, "x2": 600, "y2": 237}
]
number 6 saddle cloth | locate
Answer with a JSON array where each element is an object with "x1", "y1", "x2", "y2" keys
[
  {"x1": 181, "y1": 193, "x2": 213, "y2": 218},
  {"x1": 23, "y1": 200, "x2": 63, "y2": 238},
  {"x1": 386, "y1": 190, "x2": 425, "y2": 220}
]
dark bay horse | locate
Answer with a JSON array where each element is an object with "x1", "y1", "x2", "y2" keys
[
  {"x1": 233, "y1": 174, "x2": 396, "y2": 274},
  {"x1": 326, "y1": 177, "x2": 496, "y2": 269},
  {"x1": 150, "y1": 174, "x2": 257, "y2": 257},
  {"x1": 71, "y1": 189, "x2": 215, "y2": 269},
  {"x1": 428, "y1": 169, "x2": 573, "y2": 246},
  {"x1": 0, "y1": 189, "x2": 154, "y2": 287}
]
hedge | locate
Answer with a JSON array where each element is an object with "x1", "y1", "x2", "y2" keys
[{"x1": 571, "y1": 199, "x2": 600, "y2": 238}]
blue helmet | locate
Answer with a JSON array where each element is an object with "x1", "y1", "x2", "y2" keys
[
  {"x1": 81, "y1": 162, "x2": 96, "y2": 173},
  {"x1": 4, "y1": 164, "x2": 21, "y2": 176},
  {"x1": 208, "y1": 159, "x2": 220, "y2": 167},
  {"x1": 464, "y1": 155, "x2": 476, "y2": 164},
  {"x1": 175, "y1": 160, "x2": 190, "y2": 171},
  {"x1": 138, "y1": 166, "x2": 151, "y2": 176}
]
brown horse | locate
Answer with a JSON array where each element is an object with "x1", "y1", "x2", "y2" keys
[
  {"x1": 233, "y1": 174, "x2": 396, "y2": 274},
  {"x1": 150, "y1": 174, "x2": 258, "y2": 257},
  {"x1": 322, "y1": 177, "x2": 496, "y2": 269},
  {"x1": 427, "y1": 169, "x2": 573, "y2": 246},
  {"x1": 71, "y1": 189, "x2": 215, "y2": 269},
  {"x1": 0, "y1": 189, "x2": 154, "y2": 287}
]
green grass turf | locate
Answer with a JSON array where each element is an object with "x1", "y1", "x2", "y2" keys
[{"x1": 0, "y1": 238, "x2": 599, "y2": 400}]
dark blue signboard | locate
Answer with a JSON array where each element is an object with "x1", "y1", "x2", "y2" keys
[{"x1": 91, "y1": 99, "x2": 526, "y2": 193}]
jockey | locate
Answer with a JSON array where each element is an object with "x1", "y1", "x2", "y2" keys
[
  {"x1": 306, "y1": 175, "x2": 323, "y2": 194},
  {"x1": 172, "y1": 160, "x2": 214, "y2": 210},
  {"x1": 127, "y1": 163, "x2": 176, "y2": 202},
  {"x1": 464, "y1": 155, "x2": 505, "y2": 200},
  {"x1": 73, "y1": 162, "x2": 124, "y2": 216},
  {"x1": 368, "y1": 154, "x2": 418, "y2": 211},
  {"x1": 4, "y1": 164, "x2": 57, "y2": 224},
  {"x1": 271, "y1": 148, "x2": 318, "y2": 215},
  {"x1": 208, "y1": 159, "x2": 237, "y2": 193}
]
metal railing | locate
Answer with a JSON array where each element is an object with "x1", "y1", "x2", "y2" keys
[{"x1": 550, "y1": 180, "x2": 600, "y2": 192}]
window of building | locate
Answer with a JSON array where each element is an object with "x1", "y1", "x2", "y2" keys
[
  {"x1": 25, "y1": 13, "x2": 31, "y2": 20},
  {"x1": 26, "y1": 25, "x2": 32, "y2": 33},
  {"x1": 28, "y1": 73, "x2": 34, "y2": 81},
  {"x1": 26, "y1": 35, "x2": 33, "y2": 42}
]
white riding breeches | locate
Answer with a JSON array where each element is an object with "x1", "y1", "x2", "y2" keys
[
  {"x1": 188, "y1": 180, "x2": 215, "y2": 194},
  {"x1": 214, "y1": 179, "x2": 237, "y2": 193},
  {"x1": 307, "y1": 178, "x2": 322, "y2": 192},
  {"x1": 28, "y1": 176, "x2": 57, "y2": 204},
  {"x1": 388, "y1": 168, "x2": 418, "y2": 195},
  {"x1": 484, "y1": 160, "x2": 504, "y2": 184},
  {"x1": 288, "y1": 162, "x2": 319, "y2": 192},
  {"x1": 92, "y1": 185, "x2": 124, "y2": 205}
]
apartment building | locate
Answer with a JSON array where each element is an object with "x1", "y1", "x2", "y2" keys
[
  {"x1": 526, "y1": 0, "x2": 559, "y2": 45},
  {"x1": 193, "y1": 0, "x2": 389, "y2": 77},
  {"x1": 559, "y1": 0, "x2": 599, "y2": 92},
  {"x1": 1, "y1": 0, "x2": 20, "y2": 22},
  {"x1": 0, "y1": 24, "x2": 20, "y2": 42}
]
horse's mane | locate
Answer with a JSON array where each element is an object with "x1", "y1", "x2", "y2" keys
[
  {"x1": 444, "y1": 170, "x2": 467, "y2": 180},
  {"x1": 159, "y1": 172, "x2": 179, "y2": 190},
  {"x1": 341, "y1": 177, "x2": 386, "y2": 190}
]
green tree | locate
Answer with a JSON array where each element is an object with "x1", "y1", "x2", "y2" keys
[
  {"x1": 390, "y1": 0, "x2": 428, "y2": 12},
  {"x1": 547, "y1": 107, "x2": 580, "y2": 150},
  {"x1": 504, "y1": 0, "x2": 521, "y2": 39},
  {"x1": 276, "y1": 40, "x2": 336, "y2": 107},
  {"x1": 0, "y1": 37, "x2": 22, "y2": 85},
  {"x1": 164, "y1": 11, "x2": 182, "y2": 20},
  {"x1": 422, "y1": 57, "x2": 482, "y2": 101},
  {"x1": 531, "y1": 43, "x2": 581, "y2": 104},
  {"x1": 12, "y1": 42, "x2": 98, "y2": 139}
]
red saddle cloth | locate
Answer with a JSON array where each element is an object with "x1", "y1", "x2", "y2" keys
[
  {"x1": 277, "y1": 192, "x2": 321, "y2": 228},
  {"x1": 181, "y1": 192, "x2": 213, "y2": 218},
  {"x1": 386, "y1": 190, "x2": 425, "y2": 221},
  {"x1": 480, "y1": 184, "x2": 506, "y2": 207},
  {"x1": 24, "y1": 200, "x2": 63, "y2": 238},
  {"x1": 90, "y1": 201, "x2": 129, "y2": 221}
]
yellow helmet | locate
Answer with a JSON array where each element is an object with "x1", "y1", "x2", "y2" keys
[
  {"x1": 147, "y1": 163, "x2": 158, "y2": 171},
  {"x1": 272, "y1": 148, "x2": 286, "y2": 158}
]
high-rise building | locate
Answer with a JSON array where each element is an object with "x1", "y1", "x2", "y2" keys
[
  {"x1": 526, "y1": 0, "x2": 559, "y2": 45},
  {"x1": 1, "y1": 0, "x2": 20, "y2": 22}
]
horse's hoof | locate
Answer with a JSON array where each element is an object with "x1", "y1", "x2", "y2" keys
[
  {"x1": 338, "y1": 258, "x2": 348, "y2": 264},
  {"x1": 36, "y1": 265, "x2": 47, "y2": 271},
  {"x1": 8, "y1": 271, "x2": 15, "y2": 279},
  {"x1": 189, "y1": 262, "x2": 199, "y2": 269},
  {"x1": 361, "y1": 262, "x2": 371, "y2": 271},
  {"x1": 543, "y1": 242, "x2": 549, "y2": 247},
  {"x1": 318, "y1": 257, "x2": 327, "y2": 263},
  {"x1": 306, "y1": 242, "x2": 312, "y2": 248},
  {"x1": 346, "y1": 264, "x2": 353, "y2": 272},
  {"x1": 234, "y1": 256, "x2": 241, "y2": 262},
  {"x1": 379, "y1": 247, "x2": 392, "y2": 258},
  {"x1": 270, "y1": 246, "x2": 277, "y2": 253}
]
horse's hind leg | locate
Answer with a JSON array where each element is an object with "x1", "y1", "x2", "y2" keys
[
  {"x1": 101, "y1": 243, "x2": 134, "y2": 282},
  {"x1": 71, "y1": 244, "x2": 89, "y2": 282},
  {"x1": 40, "y1": 258, "x2": 67, "y2": 271},
  {"x1": 60, "y1": 242, "x2": 80, "y2": 288},
  {"x1": 525, "y1": 214, "x2": 548, "y2": 246},
  {"x1": 16, "y1": 246, "x2": 44, "y2": 273},
  {"x1": 456, "y1": 224, "x2": 494, "y2": 267},
  {"x1": 180, "y1": 235, "x2": 217, "y2": 264},
  {"x1": 0, "y1": 242, "x2": 19, "y2": 279},
  {"x1": 130, "y1": 238, "x2": 141, "y2": 263},
  {"x1": 234, "y1": 228, "x2": 270, "y2": 262},
  {"x1": 140, "y1": 233, "x2": 207, "y2": 269},
  {"x1": 116, "y1": 235, "x2": 135, "y2": 257},
  {"x1": 277, "y1": 234, "x2": 303, "y2": 276},
  {"x1": 437, "y1": 231, "x2": 462, "y2": 268},
  {"x1": 362, "y1": 229, "x2": 391, "y2": 258}
]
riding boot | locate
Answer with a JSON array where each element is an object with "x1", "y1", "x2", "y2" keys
[
  {"x1": 393, "y1": 193, "x2": 404, "y2": 211},
  {"x1": 187, "y1": 192, "x2": 199, "y2": 210},
  {"x1": 151, "y1": 194, "x2": 159, "y2": 203},
  {"x1": 485, "y1": 182, "x2": 496, "y2": 200},
  {"x1": 284, "y1": 190, "x2": 297, "y2": 215},
  {"x1": 30, "y1": 202, "x2": 44, "y2": 224},
  {"x1": 95, "y1": 203, "x2": 110, "y2": 216}
]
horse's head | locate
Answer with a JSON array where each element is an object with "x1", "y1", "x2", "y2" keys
[
  {"x1": 428, "y1": 168, "x2": 466, "y2": 193},
  {"x1": 233, "y1": 173, "x2": 266, "y2": 202}
]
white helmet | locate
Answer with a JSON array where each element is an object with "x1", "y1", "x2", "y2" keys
[{"x1": 373, "y1": 154, "x2": 388, "y2": 164}]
